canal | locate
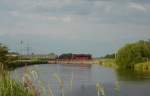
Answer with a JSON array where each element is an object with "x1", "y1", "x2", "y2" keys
[{"x1": 11, "y1": 64, "x2": 150, "y2": 96}]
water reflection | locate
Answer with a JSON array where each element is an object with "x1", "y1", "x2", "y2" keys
[{"x1": 116, "y1": 68, "x2": 150, "y2": 81}]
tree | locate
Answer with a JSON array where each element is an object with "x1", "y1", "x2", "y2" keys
[
  {"x1": 102, "y1": 53, "x2": 115, "y2": 59},
  {"x1": 116, "y1": 40, "x2": 150, "y2": 68},
  {"x1": 0, "y1": 43, "x2": 8, "y2": 63},
  {"x1": 0, "y1": 43, "x2": 8, "y2": 64}
]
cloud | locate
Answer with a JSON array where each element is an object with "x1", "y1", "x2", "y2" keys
[
  {"x1": 128, "y1": 2, "x2": 147, "y2": 12},
  {"x1": 1, "y1": 0, "x2": 150, "y2": 56},
  {"x1": 1, "y1": 0, "x2": 150, "y2": 25},
  {"x1": 130, "y1": 0, "x2": 150, "y2": 4},
  {"x1": 0, "y1": 32, "x2": 4, "y2": 36},
  {"x1": 62, "y1": 16, "x2": 72, "y2": 22}
]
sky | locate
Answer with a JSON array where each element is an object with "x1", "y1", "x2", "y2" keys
[{"x1": 0, "y1": 0, "x2": 150, "y2": 57}]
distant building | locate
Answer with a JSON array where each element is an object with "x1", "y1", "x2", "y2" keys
[{"x1": 58, "y1": 53, "x2": 92, "y2": 60}]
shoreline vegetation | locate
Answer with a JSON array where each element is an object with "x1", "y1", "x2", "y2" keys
[
  {"x1": 1, "y1": 40, "x2": 150, "y2": 71},
  {"x1": 98, "y1": 39, "x2": 150, "y2": 73},
  {"x1": 0, "y1": 64, "x2": 33, "y2": 96},
  {"x1": 8, "y1": 58, "x2": 150, "y2": 73},
  {"x1": 116, "y1": 40, "x2": 150, "y2": 69},
  {"x1": 7, "y1": 59, "x2": 97, "y2": 70},
  {"x1": 98, "y1": 59, "x2": 150, "y2": 72},
  {"x1": 0, "y1": 39, "x2": 150, "y2": 96},
  {"x1": 8, "y1": 60, "x2": 48, "y2": 70}
]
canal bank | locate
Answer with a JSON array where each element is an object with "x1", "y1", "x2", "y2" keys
[
  {"x1": 8, "y1": 60, "x2": 48, "y2": 69},
  {"x1": 48, "y1": 59, "x2": 98, "y2": 64},
  {"x1": 7, "y1": 59, "x2": 99, "y2": 70}
]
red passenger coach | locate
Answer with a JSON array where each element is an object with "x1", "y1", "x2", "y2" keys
[
  {"x1": 58, "y1": 53, "x2": 92, "y2": 60},
  {"x1": 72, "y1": 54, "x2": 92, "y2": 60}
]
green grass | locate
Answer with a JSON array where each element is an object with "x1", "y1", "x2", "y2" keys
[
  {"x1": 98, "y1": 59, "x2": 118, "y2": 69},
  {"x1": 98, "y1": 59, "x2": 150, "y2": 73},
  {"x1": 134, "y1": 61, "x2": 150, "y2": 72},
  {"x1": 0, "y1": 77, "x2": 33, "y2": 96},
  {"x1": 0, "y1": 64, "x2": 33, "y2": 96}
]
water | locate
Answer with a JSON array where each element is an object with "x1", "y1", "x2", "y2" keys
[{"x1": 11, "y1": 64, "x2": 150, "y2": 96}]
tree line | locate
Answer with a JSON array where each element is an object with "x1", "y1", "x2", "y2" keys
[{"x1": 116, "y1": 40, "x2": 150, "y2": 68}]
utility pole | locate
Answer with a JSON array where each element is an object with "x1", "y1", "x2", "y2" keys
[
  {"x1": 26, "y1": 43, "x2": 31, "y2": 55},
  {"x1": 20, "y1": 40, "x2": 24, "y2": 60},
  {"x1": 20, "y1": 40, "x2": 23, "y2": 55}
]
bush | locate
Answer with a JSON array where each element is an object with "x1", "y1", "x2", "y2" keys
[{"x1": 116, "y1": 40, "x2": 150, "y2": 68}]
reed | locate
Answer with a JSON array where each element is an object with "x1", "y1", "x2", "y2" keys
[
  {"x1": 0, "y1": 63, "x2": 33, "y2": 96},
  {"x1": 48, "y1": 84, "x2": 54, "y2": 96},
  {"x1": 114, "y1": 81, "x2": 120, "y2": 96},
  {"x1": 70, "y1": 72, "x2": 74, "y2": 90},
  {"x1": 53, "y1": 73, "x2": 65, "y2": 96},
  {"x1": 22, "y1": 65, "x2": 41, "y2": 96},
  {"x1": 96, "y1": 82, "x2": 105, "y2": 96}
]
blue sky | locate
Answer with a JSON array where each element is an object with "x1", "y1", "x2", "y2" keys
[{"x1": 0, "y1": 0, "x2": 150, "y2": 57}]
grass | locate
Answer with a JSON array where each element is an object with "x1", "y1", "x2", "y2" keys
[
  {"x1": 0, "y1": 64, "x2": 33, "y2": 96},
  {"x1": 134, "y1": 61, "x2": 150, "y2": 72},
  {"x1": 98, "y1": 59, "x2": 150, "y2": 73},
  {"x1": 0, "y1": 76, "x2": 33, "y2": 96},
  {"x1": 98, "y1": 59, "x2": 118, "y2": 69}
]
